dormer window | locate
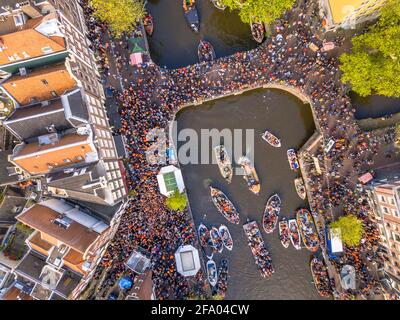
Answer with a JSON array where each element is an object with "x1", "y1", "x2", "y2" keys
[
  {"x1": 13, "y1": 13, "x2": 25, "y2": 27},
  {"x1": 41, "y1": 46, "x2": 53, "y2": 54}
]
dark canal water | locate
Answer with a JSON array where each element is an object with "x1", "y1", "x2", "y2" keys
[
  {"x1": 351, "y1": 93, "x2": 400, "y2": 120},
  {"x1": 175, "y1": 89, "x2": 325, "y2": 299},
  {"x1": 147, "y1": 0, "x2": 256, "y2": 68}
]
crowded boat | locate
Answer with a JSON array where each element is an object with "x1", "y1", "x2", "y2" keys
[
  {"x1": 251, "y1": 22, "x2": 265, "y2": 43},
  {"x1": 262, "y1": 193, "x2": 281, "y2": 234},
  {"x1": 296, "y1": 209, "x2": 320, "y2": 252},
  {"x1": 210, "y1": 186, "x2": 240, "y2": 224},
  {"x1": 182, "y1": 0, "x2": 199, "y2": 32},
  {"x1": 243, "y1": 220, "x2": 275, "y2": 277},
  {"x1": 210, "y1": 226, "x2": 224, "y2": 253},
  {"x1": 207, "y1": 258, "x2": 218, "y2": 287},
  {"x1": 143, "y1": 14, "x2": 154, "y2": 36},
  {"x1": 211, "y1": 0, "x2": 227, "y2": 10},
  {"x1": 215, "y1": 259, "x2": 228, "y2": 298},
  {"x1": 238, "y1": 156, "x2": 261, "y2": 195},
  {"x1": 279, "y1": 218, "x2": 290, "y2": 248},
  {"x1": 198, "y1": 223, "x2": 212, "y2": 247},
  {"x1": 310, "y1": 257, "x2": 333, "y2": 297},
  {"x1": 214, "y1": 145, "x2": 233, "y2": 183},
  {"x1": 219, "y1": 224, "x2": 233, "y2": 251},
  {"x1": 289, "y1": 219, "x2": 302, "y2": 250},
  {"x1": 294, "y1": 177, "x2": 307, "y2": 199},
  {"x1": 262, "y1": 130, "x2": 281, "y2": 147},
  {"x1": 287, "y1": 148, "x2": 300, "y2": 171}
]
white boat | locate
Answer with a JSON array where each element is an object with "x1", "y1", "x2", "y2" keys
[
  {"x1": 238, "y1": 156, "x2": 260, "y2": 195},
  {"x1": 294, "y1": 177, "x2": 307, "y2": 200},
  {"x1": 287, "y1": 148, "x2": 300, "y2": 171},
  {"x1": 198, "y1": 223, "x2": 211, "y2": 247},
  {"x1": 211, "y1": 0, "x2": 226, "y2": 10},
  {"x1": 262, "y1": 194, "x2": 281, "y2": 234},
  {"x1": 214, "y1": 145, "x2": 233, "y2": 183},
  {"x1": 210, "y1": 226, "x2": 223, "y2": 253},
  {"x1": 261, "y1": 130, "x2": 281, "y2": 148},
  {"x1": 296, "y1": 209, "x2": 319, "y2": 252},
  {"x1": 210, "y1": 186, "x2": 240, "y2": 224},
  {"x1": 279, "y1": 219, "x2": 290, "y2": 248},
  {"x1": 288, "y1": 219, "x2": 301, "y2": 250},
  {"x1": 218, "y1": 224, "x2": 233, "y2": 251},
  {"x1": 207, "y1": 258, "x2": 218, "y2": 287}
]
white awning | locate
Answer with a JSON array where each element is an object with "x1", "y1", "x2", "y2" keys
[
  {"x1": 174, "y1": 245, "x2": 200, "y2": 277},
  {"x1": 156, "y1": 165, "x2": 185, "y2": 197}
]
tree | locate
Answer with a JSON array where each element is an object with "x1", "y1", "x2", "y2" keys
[
  {"x1": 220, "y1": 0, "x2": 295, "y2": 24},
  {"x1": 339, "y1": 0, "x2": 400, "y2": 97},
  {"x1": 89, "y1": 0, "x2": 145, "y2": 38},
  {"x1": 330, "y1": 215, "x2": 363, "y2": 247},
  {"x1": 165, "y1": 190, "x2": 187, "y2": 212}
]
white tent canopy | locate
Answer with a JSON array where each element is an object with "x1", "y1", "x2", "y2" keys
[
  {"x1": 174, "y1": 245, "x2": 200, "y2": 277},
  {"x1": 157, "y1": 165, "x2": 185, "y2": 197},
  {"x1": 341, "y1": 265, "x2": 356, "y2": 290}
]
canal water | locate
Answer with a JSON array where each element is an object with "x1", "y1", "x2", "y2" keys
[
  {"x1": 351, "y1": 93, "x2": 400, "y2": 120},
  {"x1": 146, "y1": 0, "x2": 257, "y2": 68},
  {"x1": 175, "y1": 88, "x2": 325, "y2": 300}
]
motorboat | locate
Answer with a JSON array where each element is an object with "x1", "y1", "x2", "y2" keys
[
  {"x1": 214, "y1": 145, "x2": 233, "y2": 183},
  {"x1": 238, "y1": 156, "x2": 260, "y2": 195}
]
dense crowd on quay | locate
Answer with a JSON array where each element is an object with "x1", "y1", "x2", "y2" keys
[{"x1": 81, "y1": 0, "x2": 387, "y2": 299}]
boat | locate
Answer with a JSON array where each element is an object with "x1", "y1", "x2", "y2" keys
[
  {"x1": 198, "y1": 223, "x2": 212, "y2": 247},
  {"x1": 287, "y1": 148, "x2": 300, "y2": 171},
  {"x1": 262, "y1": 194, "x2": 281, "y2": 234},
  {"x1": 143, "y1": 14, "x2": 154, "y2": 36},
  {"x1": 210, "y1": 226, "x2": 223, "y2": 253},
  {"x1": 215, "y1": 259, "x2": 228, "y2": 298},
  {"x1": 218, "y1": 224, "x2": 233, "y2": 251},
  {"x1": 251, "y1": 22, "x2": 264, "y2": 43},
  {"x1": 214, "y1": 145, "x2": 233, "y2": 183},
  {"x1": 210, "y1": 186, "x2": 240, "y2": 224},
  {"x1": 294, "y1": 177, "x2": 307, "y2": 199},
  {"x1": 238, "y1": 156, "x2": 260, "y2": 195},
  {"x1": 311, "y1": 257, "x2": 333, "y2": 297},
  {"x1": 288, "y1": 219, "x2": 302, "y2": 250},
  {"x1": 198, "y1": 40, "x2": 216, "y2": 63},
  {"x1": 243, "y1": 220, "x2": 274, "y2": 278},
  {"x1": 182, "y1": 0, "x2": 200, "y2": 33},
  {"x1": 279, "y1": 219, "x2": 290, "y2": 248},
  {"x1": 207, "y1": 258, "x2": 218, "y2": 287},
  {"x1": 211, "y1": 0, "x2": 226, "y2": 10},
  {"x1": 296, "y1": 209, "x2": 320, "y2": 252},
  {"x1": 261, "y1": 130, "x2": 281, "y2": 148}
]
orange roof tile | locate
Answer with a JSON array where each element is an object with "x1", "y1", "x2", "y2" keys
[
  {"x1": 17, "y1": 204, "x2": 99, "y2": 254},
  {"x1": 0, "y1": 28, "x2": 66, "y2": 66},
  {"x1": 13, "y1": 133, "x2": 96, "y2": 175},
  {"x1": 2, "y1": 64, "x2": 76, "y2": 105},
  {"x1": 2, "y1": 286, "x2": 33, "y2": 300}
]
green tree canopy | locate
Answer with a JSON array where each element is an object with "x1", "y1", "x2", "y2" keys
[
  {"x1": 89, "y1": 0, "x2": 145, "y2": 38},
  {"x1": 339, "y1": 0, "x2": 400, "y2": 97},
  {"x1": 165, "y1": 190, "x2": 187, "y2": 212},
  {"x1": 330, "y1": 215, "x2": 363, "y2": 247},
  {"x1": 220, "y1": 0, "x2": 295, "y2": 24}
]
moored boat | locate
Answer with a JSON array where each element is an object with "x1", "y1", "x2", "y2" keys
[
  {"x1": 207, "y1": 258, "x2": 218, "y2": 287},
  {"x1": 294, "y1": 177, "x2": 307, "y2": 199},
  {"x1": 311, "y1": 257, "x2": 333, "y2": 297},
  {"x1": 262, "y1": 194, "x2": 281, "y2": 234},
  {"x1": 215, "y1": 258, "x2": 228, "y2": 297},
  {"x1": 218, "y1": 224, "x2": 233, "y2": 251},
  {"x1": 243, "y1": 220, "x2": 274, "y2": 278},
  {"x1": 210, "y1": 186, "x2": 240, "y2": 224},
  {"x1": 143, "y1": 14, "x2": 154, "y2": 36},
  {"x1": 251, "y1": 22, "x2": 264, "y2": 43},
  {"x1": 238, "y1": 156, "x2": 260, "y2": 195},
  {"x1": 279, "y1": 218, "x2": 290, "y2": 248},
  {"x1": 214, "y1": 145, "x2": 233, "y2": 183},
  {"x1": 182, "y1": 0, "x2": 200, "y2": 32},
  {"x1": 261, "y1": 130, "x2": 281, "y2": 148},
  {"x1": 210, "y1": 226, "x2": 223, "y2": 253},
  {"x1": 287, "y1": 148, "x2": 300, "y2": 171},
  {"x1": 288, "y1": 219, "x2": 302, "y2": 250},
  {"x1": 296, "y1": 209, "x2": 320, "y2": 252},
  {"x1": 198, "y1": 223, "x2": 212, "y2": 247},
  {"x1": 198, "y1": 40, "x2": 216, "y2": 63},
  {"x1": 211, "y1": 0, "x2": 226, "y2": 10}
]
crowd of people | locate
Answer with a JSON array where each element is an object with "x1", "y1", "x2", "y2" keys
[{"x1": 80, "y1": 0, "x2": 392, "y2": 299}]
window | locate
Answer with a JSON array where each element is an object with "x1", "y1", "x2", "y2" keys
[
  {"x1": 390, "y1": 197, "x2": 395, "y2": 205},
  {"x1": 394, "y1": 233, "x2": 400, "y2": 243},
  {"x1": 41, "y1": 46, "x2": 54, "y2": 54},
  {"x1": 380, "y1": 195, "x2": 387, "y2": 203},
  {"x1": 63, "y1": 158, "x2": 71, "y2": 163},
  {"x1": 13, "y1": 13, "x2": 25, "y2": 26},
  {"x1": 51, "y1": 91, "x2": 58, "y2": 97},
  {"x1": 392, "y1": 209, "x2": 400, "y2": 218},
  {"x1": 382, "y1": 206, "x2": 389, "y2": 214}
]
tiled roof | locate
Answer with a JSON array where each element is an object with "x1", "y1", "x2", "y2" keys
[
  {"x1": 2, "y1": 64, "x2": 76, "y2": 105},
  {"x1": 12, "y1": 132, "x2": 95, "y2": 175},
  {"x1": 0, "y1": 28, "x2": 65, "y2": 66},
  {"x1": 16, "y1": 204, "x2": 99, "y2": 253}
]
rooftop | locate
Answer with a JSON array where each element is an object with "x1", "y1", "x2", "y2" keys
[{"x1": 2, "y1": 63, "x2": 76, "y2": 106}]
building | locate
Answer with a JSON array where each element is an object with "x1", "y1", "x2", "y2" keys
[
  {"x1": 0, "y1": 198, "x2": 124, "y2": 299},
  {"x1": 320, "y1": 0, "x2": 388, "y2": 30},
  {"x1": 368, "y1": 179, "x2": 400, "y2": 293}
]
